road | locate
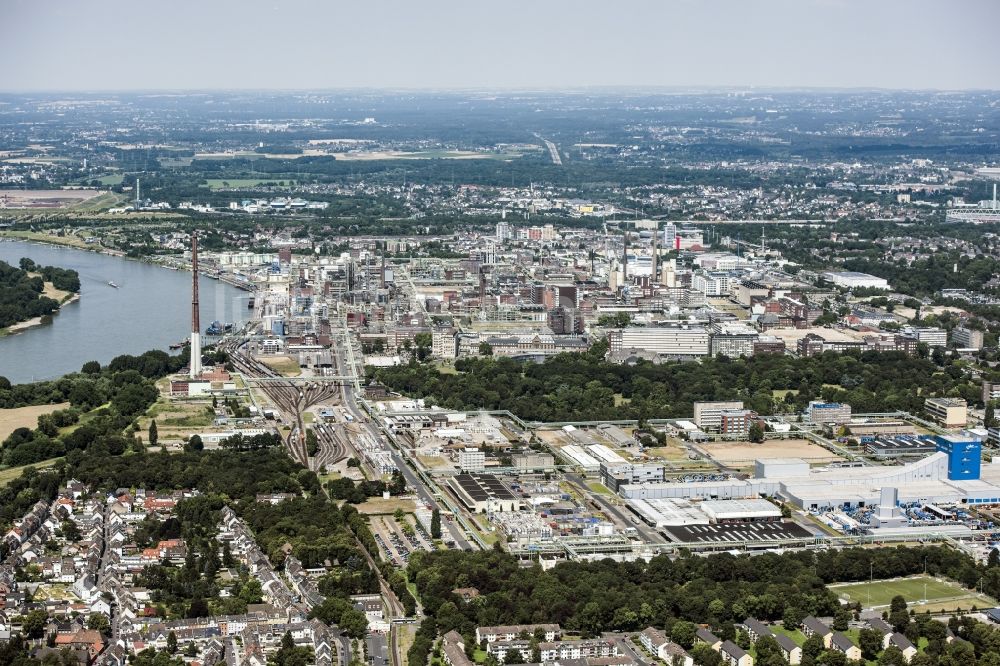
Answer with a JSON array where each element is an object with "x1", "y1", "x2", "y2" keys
[
  {"x1": 535, "y1": 134, "x2": 562, "y2": 165},
  {"x1": 330, "y1": 335, "x2": 476, "y2": 551},
  {"x1": 565, "y1": 473, "x2": 664, "y2": 544}
]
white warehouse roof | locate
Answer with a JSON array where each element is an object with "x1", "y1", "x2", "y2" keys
[{"x1": 700, "y1": 499, "x2": 782, "y2": 521}]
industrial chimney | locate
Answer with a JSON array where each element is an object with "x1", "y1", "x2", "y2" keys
[{"x1": 189, "y1": 233, "x2": 202, "y2": 378}]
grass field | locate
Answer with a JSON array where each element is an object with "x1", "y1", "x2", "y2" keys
[
  {"x1": 831, "y1": 575, "x2": 995, "y2": 610},
  {"x1": 353, "y1": 497, "x2": 416, "y2": 515},
  {"x1": 0, "y1": 458, "x2": 60, "y2": 487},
  {"x1": 0, "y1": 403, "x2": 70, "y2": 441},
  {"x1": 259, "y1": 356, "x2": 301, "y2": 377},
  {"x1": 0, "y1": 230, "x2": 91, "y2": 249}
]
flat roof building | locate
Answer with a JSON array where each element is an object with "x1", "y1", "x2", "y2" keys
[
  {"x1": 448, "y1": 474, "x2": 522, "y2": 513},
  {"x1": 925, "y1": 397, "x2": 967, "y2": 429}
]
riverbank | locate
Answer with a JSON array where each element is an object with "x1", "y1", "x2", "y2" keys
[
  {"x1": 0, "y1": 229, "x2": 99, "y2": 252},
  {"x1": 0, "y1": 292, "x2": 81, "y2": 337},
  {"x1": 1, "y1": 232, "x2": 251, "y2": 291}
]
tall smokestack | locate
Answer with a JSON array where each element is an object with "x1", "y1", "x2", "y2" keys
[
  {"x1": 651, "y1": 223, "x2": 658, "y2": 285},
  {"x1": 622, "y1": 229, "x2": 629, "y2": 282},
  {"x1": 189, "y1": 232, "x2": 202, "y2": 378}
]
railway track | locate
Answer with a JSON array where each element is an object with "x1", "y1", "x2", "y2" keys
[{"x1": 229, "y1": 347, "x2": 339, "y2": 467}]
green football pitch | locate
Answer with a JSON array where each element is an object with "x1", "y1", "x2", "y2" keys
[{"x1": 830, "y1": 575, "x2": 993, "y2": 609}]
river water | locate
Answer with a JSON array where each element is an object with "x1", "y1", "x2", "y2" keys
[{"x1": 0, "y1": 240, "x2": 247, "y2": 384}]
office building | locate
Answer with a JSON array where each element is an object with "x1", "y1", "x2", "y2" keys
[
  {"x1": 694, "y1": 401, "x2": 745, "y2": 432},
  {"x1": 952, "y1": 327, "x2": 984, "y2": 350},
  {"x1": 804, "y1": 401, "x2": 852, "y2": 425},
  {"x1": 924, "y1": 397, "x2": 967, "y2": 429},
  {"x1": 458, "y1": 448, "x2": 486, "y2": 472},
  {"x1": 607, "y1": 326, "x2": 710, "y2": 358}
]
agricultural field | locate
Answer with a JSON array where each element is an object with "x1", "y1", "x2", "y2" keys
[
  {"x1": 830, "y1": 575, "x2": 995, "y2": 610},
  {"x1": 0, "y1": 403, "x2": 70, "y2": 442}
]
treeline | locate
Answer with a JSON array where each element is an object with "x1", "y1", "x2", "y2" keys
[
  {"x1": 370, "y1": 341, "x2": 980, "y2": 423},
  {"x1": 18, "y1": 257, "x2": 81, "y2": 293},
  {"x1": 325, "y1": 471, "x2": 406, "y2": 504},
  {"x1": 0, "y1": 260, "x2": 60, "y2": 328},
  {"x1": 405, "y1": 545, "x2": 1000, "y2": 665},
  {"x1": 0, "y1": 352, "x2": 186, "y2": 467}
]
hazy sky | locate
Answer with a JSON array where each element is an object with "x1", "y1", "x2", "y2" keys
[{"x1": 3, "y1": 0, "x2": 998, "y2": 91}]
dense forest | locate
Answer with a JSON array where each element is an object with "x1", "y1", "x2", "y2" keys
[
  {"x1": 0, "y1": 258, "x2": 79, "y2": 329},
  {"x1": 370, "y1": 340, "x2": 982, "y2": 423},
  {"x1": 405, "y1": 546, "x2": 1000, "y2": 666}
]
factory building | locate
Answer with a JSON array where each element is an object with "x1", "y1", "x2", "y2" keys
[
  {"x1": 600, "y1": 462, "x2": 665, "y2": 491},
  {"x1": 448, "y1": 474, "x2": 522, "y2": 513},
  {"x1": 864, "y1": 436, "x2": 938, "y2": 459},
  {"x1": 821, "y1": 271, "x2": 889, "y2": 290},
  {"x1": 699, "y1": 499, "x2": 782, "y2": 523},
  {"x1": 621, "y1": 448, "x2": 998, "y2": 512},
  {"x1": 935, "y1": 435, "x2": 981, "y2": 481}
]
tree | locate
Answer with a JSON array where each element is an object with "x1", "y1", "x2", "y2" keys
[
  {"x1": 859, "y1": 628, "x2": 883, "y2": 660},
  {"x1": 802, "y1": 635, "x2": 824, "y2": 660},
  {"x1": 148, "y1": 420, "x2": 158, "y2": 448},
  {"x1": 986, "y1": 403, "x2": 996, "y2": 430},
  {"x1": 81, "y1": 361, "x2": 101, "y2": 374},
  {"x1": 748, "y1": 422, "x2": 765, "y2": 443},
  {"x1": 878, "y1": 646, "x2": 906, "y2": 666},
  {"x1": 186, "y1": 434, "x2": 203, "y2": 452},
  {"x1": 479, "y1": 342, "x2": 493, "y2": 356},
  {"x1": 87, "y1": 613, "x2": 110, "y2": 635},
  {"x1": 783, "y1": 606, "x2": 804, "y2": 630},
  {"x1": 21, "y1": 609, "x2": 48, "y2": 638},
  {"x1": 166, "y1": 631, "x2": 177, "y2": 654},
  {"x1": 832, "y1": 607, "x2": 851, "y2": 631},
  {"x1": 671, "y1": 621, "x2": 696, "y2": 649},
  {"x1": 691, "y1": 644, "x2": 722, "y2": 666},
  {"x1": 61, "y1": 518, "x2": 81, "y2": 542},
  {"x1": 431, "y1": 508, "x2": 442, "y2": 539}
]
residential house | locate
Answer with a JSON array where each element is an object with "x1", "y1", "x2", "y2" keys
[
  {"x1": 720, "y1": 640, "x2": 754, "y2": 666},
  {"x1": 802, "y1": 617, "x2": 833, "y2": 648},
  {"x1": 831, "y1": 632, "x2": 861, "y2": 660}
]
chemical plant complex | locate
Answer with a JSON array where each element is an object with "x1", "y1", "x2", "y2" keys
[{"x1": 155, "y1": 222, "x2": 1000, "y2": 567}]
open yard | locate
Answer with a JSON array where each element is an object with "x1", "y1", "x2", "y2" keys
[
  {"x1": 352, "y1": 497, "x2": 417, "y2": 515},
  {"x1": 699, "y1": 438, "x2": 842, "y2": 466},
  {"x1": 831, "y1": 575, "x2": 995, "y2": 610},
  {"x1": 0, "y1": 189, "x2": 101, "y2": 209},
  {"x1": 0, "y1": 403, "x2": 70, "y2": 442},
  {"x1": 259, "y1": 355, "x2": 301, "y2": 377}
]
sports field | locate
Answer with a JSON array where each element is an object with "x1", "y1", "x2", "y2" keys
[{"x1": 831, "y1": 575, "x2": 994, "y2": 610}]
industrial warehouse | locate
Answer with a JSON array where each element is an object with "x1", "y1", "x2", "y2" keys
[{"x1": 620, "y1": 436, "x2": 988, "y2": 509}]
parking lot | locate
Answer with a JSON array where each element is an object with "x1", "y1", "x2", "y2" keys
[{"x1": 664, "y1": 520, "x2": 814, "y2": 544}]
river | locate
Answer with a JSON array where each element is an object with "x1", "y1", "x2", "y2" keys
[{"x1": 0, "y1": 240, "x2": 247, "y2": 384}]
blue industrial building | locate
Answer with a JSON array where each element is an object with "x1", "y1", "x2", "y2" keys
[{"x1": 934, "y1": 435, "x2": 982, "y2": 480}]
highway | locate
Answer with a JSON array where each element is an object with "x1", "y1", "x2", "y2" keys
[{"x1": 534, "y1": 133, "x2": 562, "y2": 165}]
